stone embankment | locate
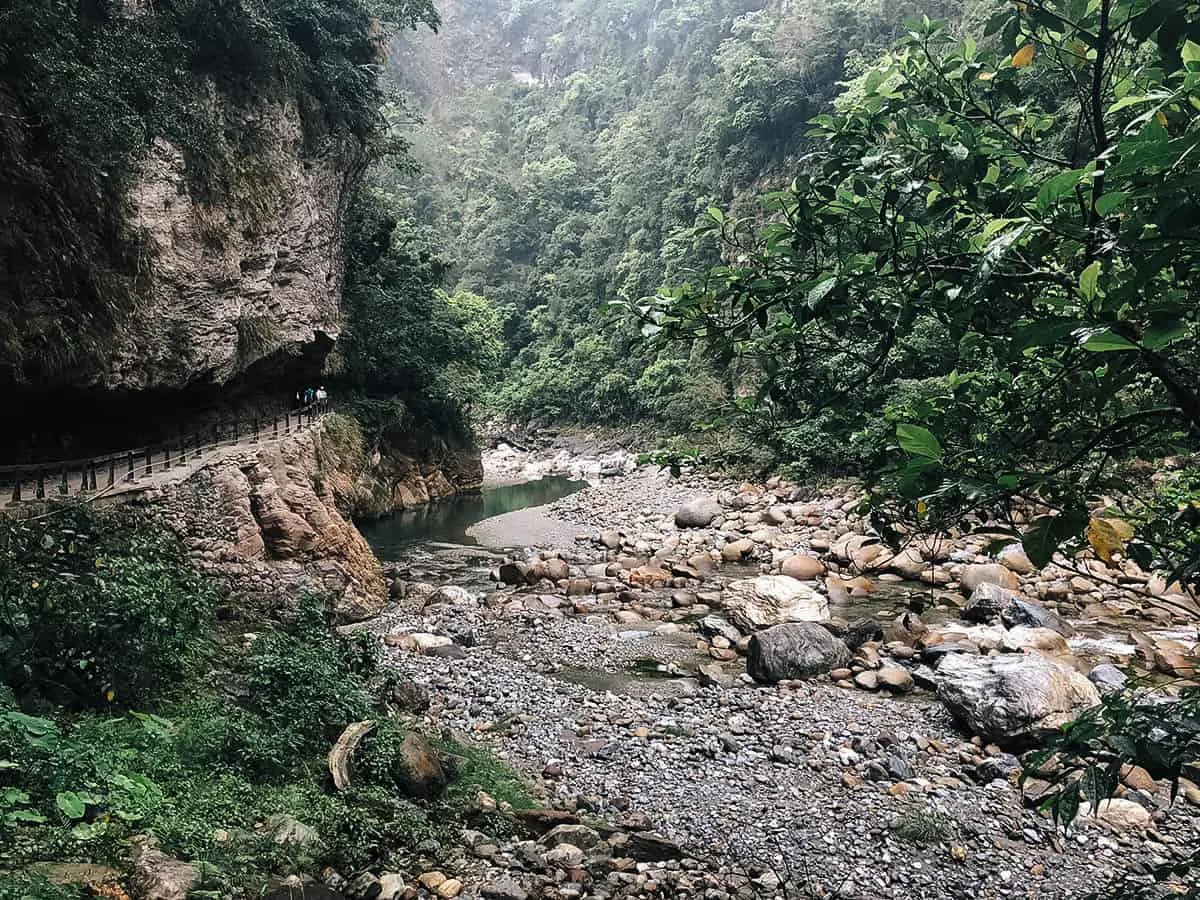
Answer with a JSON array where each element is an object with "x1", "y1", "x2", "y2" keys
[{"x1": 333, "y1": 458, "x2": 1200, "y2": 900}]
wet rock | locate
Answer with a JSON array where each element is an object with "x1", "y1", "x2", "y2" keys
[
  {"x1": 515, "y1": 809, "x2": 581, "y2": 835},
  {"x1": 962, "y1": 582, "x2": 1020, "y2": 623},
  {"x1": 675, "y1": 497, "x2": 723, "y2": 528},
  {"x1": 842, "y1": 618, "x2": 884, "y2": 651},
  {"x1": 697, "y1": 615, "x2": 742, "y2": 643},
  {"x1": 724, "y1": 576, "x2": 830, "y2": 632},
  {"x1": 499, "y1": 561, "x2": 533, "y2": 585},
  {"x1": 1000, "y1": 598, "x2": 1075, "y2": 637},
  {"x1": 935, "y1": 652, "x2": 1101, "y2": 747},
  {"x1": 608, "y1": 831, "x2": 684, "y2": 861},
  {"x1": 1087, "y1": 663, "x2": 1128, "y2": 694},
  {"x1": 999, "y1": 626, "x2": 1070, "y2": 655},
  {"x1": 746, "y1": 623, "x2": 851, "y2": 683},
  {"x1": 959, "y1": 564, "x2": 1020, "y2": 596}
]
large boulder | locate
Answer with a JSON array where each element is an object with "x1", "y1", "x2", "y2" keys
[
  {"x1": 1000, "y1": 598, "x2": 1075, "y2": 637},
  {"x1": 396, "y1": 733, "x2": 447, "y2": 799},
  {"x1": 998, "y1": 544, "x2": 1036, "y2": 574},
  {"x1": 935, "y1": 652, "x2": 1100, "y2": 747},
  {"x1": 958, "y1": 563, "x2": 1020, "y2": 595},
  {"x1": 746, "y1": 623, "x2": 851, "y2": 683},
  {"x1": 780, "y1": 554, "x2": 825, "y2": 580},
  {"x1": 131, "y1": 842, "x2": 198, "y2": 900},
  {"x1": 962, "y1": 582, "x2": 1021, "y2": 623},
  {"x1": 723, "y1": 576, "x2": 830, "y2": 632},
  {"x1": 674, "y1": 496, "x2": 723, "y2": 528}
]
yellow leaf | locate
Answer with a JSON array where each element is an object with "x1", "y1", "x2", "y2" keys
[
  {"x1": 1012, "y1": 44, "x2": 1036, "y2": 68},
  {"x1": 1156, "y1": 110, "x2": 1167, "y2": 126},
  {"x1": 105, "y1": 690, "x2": 115, "y2": 702},
  {"x1": 1087, "y1": 516, "x2": 1134, "y2": 562},
  {"x1": 31, "y1": 580, "x2": 39, "y2": 589},
  {"x1": 978, "y1": 71, "x2": 996, "y2": 81},
  {"x1": 916, "y1": 500, "x2": 928, "y2": 518}
]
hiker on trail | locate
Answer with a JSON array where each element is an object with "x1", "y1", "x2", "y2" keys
[{"x1": 315, "y1": 386, "x2": 328, "y2": 411}]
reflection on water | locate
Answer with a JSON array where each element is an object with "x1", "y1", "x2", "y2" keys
[{"x1": 361, "y1": 476, "x2": 585, "y2": 560}]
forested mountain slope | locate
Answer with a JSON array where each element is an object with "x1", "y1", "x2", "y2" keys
[{"x1": 387, "y1": 0, "x2": 978, "y2": 435}]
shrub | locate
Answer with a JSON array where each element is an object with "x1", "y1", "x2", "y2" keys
[{"x1": 0, "y1": 506, "x2": 214, "y2": 709}]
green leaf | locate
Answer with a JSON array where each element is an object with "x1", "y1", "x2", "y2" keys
[
  {"x1": 1183, "y1": 39, "x2": 1200, "y2": 67},
  {"x1": 1081, "y1": 329, "x2": 1138, "y2": 352},
  {"x1": 1079, "y1": 260, "x2": 1100, "y2": 301},
  {"x1": 706, "y1": 207, "x2": 725, "y2": 225},
  {"x1": 806, "y1": 277, "x2": 837, "y2": 307},
  {"x1": 56, "y1": 791, "x2": 86, "y2": 820},
  {"x1": 1143, "y1": 319, "x2": 1189, "y2": 349},
  {"x1": 1022, "y1": 508, "x2": 1088, "y2": 568},
  {"x1": 1037, "y1": 169, "x2": 1083, "y2": 211},
  {"x1": 895, "y1": 424, "x2": 943, "y2": 460},
  {"x1": 982, "y1": 163, "x2": 1000, "y2": 185},
  {"x1": 1095, "y1": 192, "x2": 1129, "y2": 216}
]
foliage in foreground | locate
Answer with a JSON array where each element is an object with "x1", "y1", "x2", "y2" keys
[
  {"x1": 0, "y1": 506, "x2": 212, "y2": 710},
  {"x1": 0, "y1": 507, "x2": 529, "y2": 895},
  {"x1": 647, "y1": 0, "x2": 1200, "y2": 580},
  {"x1": 1028, "y1": 682, "x2": 1200, "y2": 898}
]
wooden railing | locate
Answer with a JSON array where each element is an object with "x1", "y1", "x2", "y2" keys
[{"x1": 0, "y1": 402, "x2": 329, "y2": 507}]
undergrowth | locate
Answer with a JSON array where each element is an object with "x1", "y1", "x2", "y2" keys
[{"x1": 0, "y1": 505, "x2": 529, "y2": 896}]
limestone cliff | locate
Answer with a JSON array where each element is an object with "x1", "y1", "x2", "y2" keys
[
  {"x1": 135, "y1": 427, "x2": 387, "y2": 623},
  {"x1": 109, "y1": 101, "x2": 356, "y2": 393}
]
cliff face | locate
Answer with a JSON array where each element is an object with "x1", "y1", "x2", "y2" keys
[
  {"x1": 4, "y1": 96, "x2": 355, "y2": 396},
  {"x1": 108, "y1": 100, "x2": 356, "y2": 393}
]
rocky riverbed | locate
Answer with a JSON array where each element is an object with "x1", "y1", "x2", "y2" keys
[{"x1": 350, "y1": 455, "x2": 1200, "y2": 900}]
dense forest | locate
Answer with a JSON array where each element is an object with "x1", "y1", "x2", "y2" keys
[{"x1": 383, "y1": 0, "x2": 979, "y2": 448}]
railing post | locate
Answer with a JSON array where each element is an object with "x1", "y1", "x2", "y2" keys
[
  {"x1": 194, "y1": 433, "x2": 202, "y2": 460},
  {"x1": 127, "y1": 452, "x2": 135, "y2": 482},
  {"x1": 11, "y1": 476, "x2": 21, "y2": 503},
  {"x1": 87, "y1": 464, "x2": 97, "y2": 491},
  {"x1": 36, "y1": 471, "x2": 45, "y2": 499},
  {"x1": 285, "y1": 411, "x2": 291, "y2": 434},
  {"x1": 253, "y1": 417, "x2": 260, "y2": 443},
  {"x1": 233, "y1": 420, "x2": 239, "y2": 441},
  {"x1": 108, "y1": 458, "x2": 116, "y2": 487},
  {"x1": 164, "y1": 443, "x2": 171, "y2": 469},
  {"x1": 145, "y1": 448, "x2": 153, "y2": 476},
  {"x1": 273, "y1": 416, "x2": 279, "y2": 439},
  {"x1": 59, "y1": 467, "x2": 68, "y2": 495}
]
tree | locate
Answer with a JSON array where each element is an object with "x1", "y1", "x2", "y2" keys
[{"x1": 645, "y1": 0, "x2": 1200, "y2": 582}]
